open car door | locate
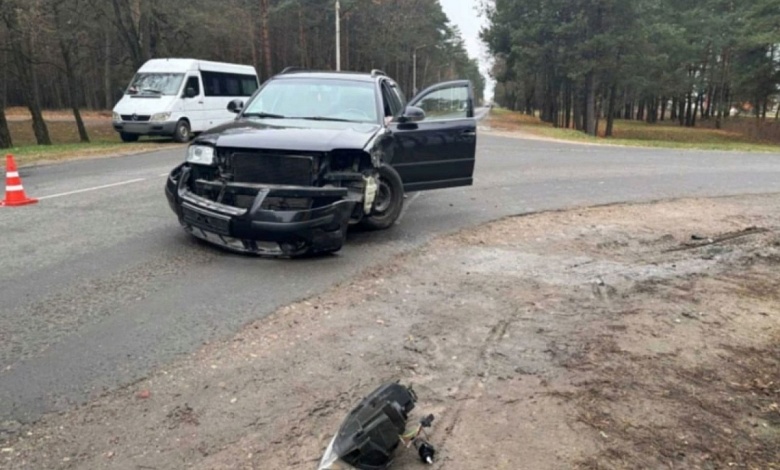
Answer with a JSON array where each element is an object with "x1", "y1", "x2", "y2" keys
[{"x1": 389, "y1": 80, "x2": 476, "y2": 192}]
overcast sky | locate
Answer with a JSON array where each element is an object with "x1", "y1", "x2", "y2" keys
[{"x1": 438, "y1": 0, "x2": 494, "y2": 98}]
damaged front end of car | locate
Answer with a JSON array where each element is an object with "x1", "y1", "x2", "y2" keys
[{"x1": 165, "y1": 137, "x2": 385, "y2": 256}]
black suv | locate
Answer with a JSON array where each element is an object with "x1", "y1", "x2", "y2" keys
[{"x1": 165, "y1": 68, "x2": 477, "y2": 256}]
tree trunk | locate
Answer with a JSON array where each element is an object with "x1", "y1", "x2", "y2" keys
[
  {"x1": 584, "y1": 72, "x2": 597, "y2": 136},
  {"x1": 3, "y1": 7, "x2": 51, "y2": 145},
  {"x1": 564, "y1": 80, "x2": 572, "y2": 129},
  {"x1": 250, "y1": 8, "x2": 259, "y2": 70},
  {"x1": 605, "y1": 83, "x2": 617, "y2": 137},
  {"x1": 646, "y1": 96, "x2": 657, "y2": 123},
  {"x1": 298, "y1": 6, "x2": 307, "y2": 67},
  {"x1": 0, "y1": 29, "x2": 11, "y2": 149},
  {"x1": 345, "y1": 15, "x2": 351, "y2": 70},
  {"x1": 573, "y1": 84, "x2": 583, "y2": 131},
  {"x1": 660, "y1": 97, "x2": 668, "y2": 121},
  {"x1": 623, "y1": 91, "x2": 632, "y2": 119},
  {"x1": 260, "y1": 0, "x2": 272, "y2": 79},
  {"x1": 110, "y1": 0, "x2": 146, "y2": 69},
  {"x1": 691, "y1": 94, "x2": 702, "y2": 127},
  {"x1": 104, "y1": 27, "x2": 113, "y2": 109},
  {"x1": 684, "y1": 92, "x2": 693, "y2": 126},
  {"x1": 0, "y1": 106, "x2": 10, "y2": 149},
  {"x1": 704, "y1": 87, "x2": 714, "y2": 119},
  {"x1": 60, "y1": 42, "x2": 89, "y2": 143}
]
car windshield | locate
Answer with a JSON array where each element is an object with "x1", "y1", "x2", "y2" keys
[
  {"x1": 243, "y1": 78, "x2": 379, "y2": 123},
  {"x1": 126, "y1": 73, "x2": 185, "y2": 96}
]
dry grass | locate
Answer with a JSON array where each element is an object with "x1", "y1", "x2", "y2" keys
[
  {"x1": 3, "y1": 109, "x2": 172, "y2": 166},
  {"x1": 489, "y1": 108, "x2": 780, "y2": 152}
]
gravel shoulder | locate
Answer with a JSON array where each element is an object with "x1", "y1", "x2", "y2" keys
[{"x1": 2, "y1": 194, "x2": 779, "y2": 469}]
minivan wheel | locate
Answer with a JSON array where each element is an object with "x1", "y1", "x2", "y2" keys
[
  {"x1": 173, "y1": 119, "x2": 191, "y2": 143},
  {"x1": 120, "y1": 132, "x2": 139, "y2": 143},
  {"x1": 359, "y1": 165, "x2": 404, "y2": 230}
]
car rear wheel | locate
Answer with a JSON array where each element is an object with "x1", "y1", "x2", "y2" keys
[
  {"x1": 173, "y1": 119, "x2": 191, "y2": 143},
  {"x1": 120, "y1": 132, "x2": 139, "y2": 143},
  {"x1": 359, "y1": 165, "x2": 404, "y2": 230}
]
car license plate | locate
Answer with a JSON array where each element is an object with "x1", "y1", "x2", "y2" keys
[{"x1": 182, "y1": 204, "x2": 231, "y2": 236}]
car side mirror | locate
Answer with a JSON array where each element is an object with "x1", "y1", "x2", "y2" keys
[
  {"x1": 398, "y1": 105, "x2": 425, "y2": 123},
  {"x1": 184, "y1": 87, "x2": 197, "y2": 98},
  {"x1": 227, "y1": 99, "x2": 244, "y2": 114}
]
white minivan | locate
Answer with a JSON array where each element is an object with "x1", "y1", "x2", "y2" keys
[{"x1": 112, "y1": 58, "x2": 259, "y2": 143}]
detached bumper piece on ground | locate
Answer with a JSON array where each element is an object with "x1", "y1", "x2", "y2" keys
[{"x1": 318, "y1": 382, "x2": 436, "y2": 470}]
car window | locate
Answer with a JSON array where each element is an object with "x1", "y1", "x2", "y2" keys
[
  {"x1": 185, "y1": 76, "x2": 200, "y2": 96},
  {"x1": 126, "y1": 73, "x2": 184, "y2": 96},
  {"x1": 391, "y1": 83, "x2": 406, "y2": 109},
  {"x1": 201, "y1": 71, "x2": 258, "y2": 97},
  {"x1": 381, "y1": 81, "x2": 403, "y2": 118},
  {"x1": 416, "y1": 85, "x2": 469, "y2": 121},
  {"x1": 243, "y1": 78, "x2": 379, "y2": 123}
]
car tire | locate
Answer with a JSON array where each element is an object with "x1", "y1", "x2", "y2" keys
[
  {"x1": 120, "y1": 132, "x2": 139, "y2": 143},
  {"x1": 173, "y1": 119, "x2": 191, "y2": 143},
  {"x1": 359, "y1": 164, "x2": 404, "y2": 230}
]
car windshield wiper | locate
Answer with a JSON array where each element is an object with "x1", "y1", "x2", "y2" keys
[
  {"x1": 243, "y1": 112, "x2": 286, "y2": 119},
  {"x1": 297, "y1": 116, "x2": 361, "y2": 123},
  {"x1": 141, "y1": 88, "x2": 163, "y2": 94}
]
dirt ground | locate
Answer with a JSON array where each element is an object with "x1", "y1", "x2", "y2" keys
[{"x1": 1, "y1": 194, "x2": 779, "y2": 470}]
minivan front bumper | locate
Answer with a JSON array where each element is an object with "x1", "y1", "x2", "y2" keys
[
  {"x1": 114, "y1": 121, "x2": 177, "y2": 136},
  {"x1": 165, "y1": 164, "x2": 356, "y2": 255}
]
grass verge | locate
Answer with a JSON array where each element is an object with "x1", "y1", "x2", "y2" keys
[
  {"x1": 488, "y1": 107, "x2": 780, "y2": 152},
  {"x1": 7, "y1": 141, "x2": 175, "y2": 166},
  {"x1": 3, "y1": 115, "x2": 173, "y2": 167}
]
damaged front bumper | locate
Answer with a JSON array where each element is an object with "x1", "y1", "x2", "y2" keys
[{"x1": 165, "y1": 164, "x2": 356, "y2": 255}]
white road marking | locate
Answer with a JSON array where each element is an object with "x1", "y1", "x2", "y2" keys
[
  {"x1": 396, "y1": 192, "x2": 422, "y2": 225},
  {"x1": 159, "y1": 173, "x2": 169, "y2": 177},
  {"x1": 38, "y1": 178, "x2": 148, "y2": 200}
]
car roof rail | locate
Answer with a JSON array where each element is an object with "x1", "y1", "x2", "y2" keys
[
  {"x1": 280, "y1": 66, "x2": 307, "y2": 74},
  {"x1": 370, "y1": 69, "x2": 387, "y2": 77}
]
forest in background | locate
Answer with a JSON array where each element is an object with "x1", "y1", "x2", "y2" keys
[
  {"x1": 0, "y1": 0, "x2": 485, "y2": 147},
  {"x1": 481, "y1": 0, "x2": 780, "y2": 137}
]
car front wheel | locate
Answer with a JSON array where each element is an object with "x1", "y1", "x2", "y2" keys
[
  {"x1": 173, "y1": 119, "x2": 191, "y2": 143},
  {"x1": 360, "y1": 164, "x2": 404, "y2": 230}
]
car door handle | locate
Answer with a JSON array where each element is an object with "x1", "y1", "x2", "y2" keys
[
  {"x1": 461, "y1": 130, "x2": 476, "y2": 138},
  {"x1": 198, "y1": 100, "x2": 204, "y2": 104}
]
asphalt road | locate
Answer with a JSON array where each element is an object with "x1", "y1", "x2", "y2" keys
[{"x1": 1, "y1": 129, "x2": 779, "y2": 424}]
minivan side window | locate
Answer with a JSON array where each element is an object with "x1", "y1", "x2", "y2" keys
[
  {"x1": 184, "y1": 76, "x2": 200, "y2": 96},
  {"x1": 202, "y1": 71, "x2": 259, "y2": 97}
]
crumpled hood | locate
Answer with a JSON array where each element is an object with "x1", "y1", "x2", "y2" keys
[
  {"x1": 194, "y1": 119, "x2": 381, "y2": 152},
  {"x1": 194, "y1": 119, "x2": 379, "y2": 152}
]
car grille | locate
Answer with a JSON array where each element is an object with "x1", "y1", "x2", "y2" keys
[
  {"x1": 121, "y1": 114, "x2": 151, "y2": 122},
  {"x1": 228, "y1": 151, "x2": 315, "y2": 186}
]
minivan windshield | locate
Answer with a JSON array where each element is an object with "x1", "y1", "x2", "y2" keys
[
  {"x1": 126, "y1": 73, "x2": 185, "y2": 96},
  {"x1": 243, "y1": 78, "x2": 379, "y2": 123}
]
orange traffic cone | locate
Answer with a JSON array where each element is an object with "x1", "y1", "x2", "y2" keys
[{"x1": 1, "y1": 154, "x2": 38, "y2": 207}]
